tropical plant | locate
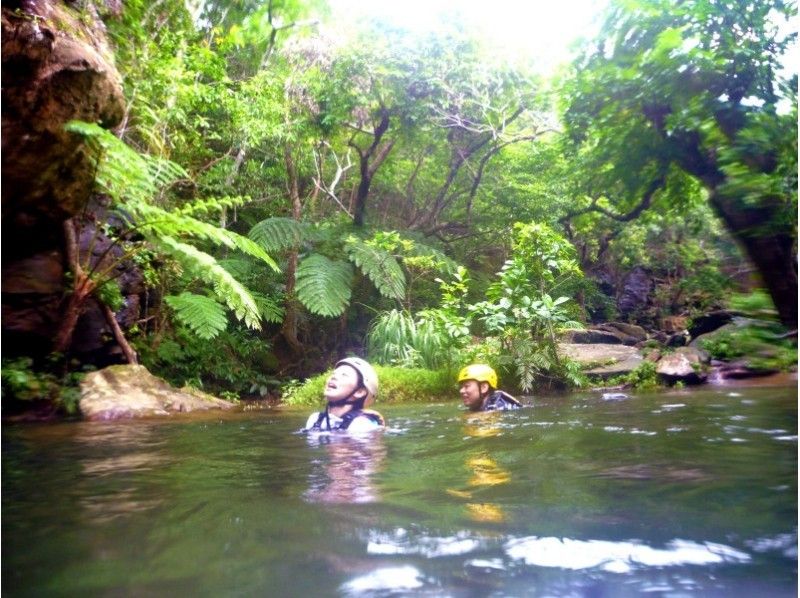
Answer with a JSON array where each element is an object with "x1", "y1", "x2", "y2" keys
[
  {"x1": 468, "y1": 223, "x2": 585, "y2": 391},
  {"x1": 62, "y1": 121, "x2": 279, "y2": 353},
  {"x1": 366, "y1": 309, "x2": 458, "y2": 369}
]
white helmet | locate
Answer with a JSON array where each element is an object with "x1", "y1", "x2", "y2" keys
[{"x1": 336, "y1": 357, "x2": 379, "y2": 405}]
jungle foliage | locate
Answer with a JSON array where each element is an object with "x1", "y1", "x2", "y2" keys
[{"x1": 30, "y1": 0, "x2": 794, "y2": 402}]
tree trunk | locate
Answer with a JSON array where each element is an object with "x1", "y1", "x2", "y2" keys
[
  {"x1": 709, "y1": 192, "x2": 797, "y2": 330},
  {"x1": 280, "y1": 145, "x2": 304, "y2": 354}
]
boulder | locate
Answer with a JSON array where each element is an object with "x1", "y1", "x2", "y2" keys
[
  {"x1": 558, "y1": 343, "x2": 644, "y2": 379},
  {"x1": 655, "y1": 347, "x2": 709, "y2": 385},
  {"x1": 2, "y1": 2, "x2": 126, "y2": 360},
  {"x1": 594, "y1": 322, "x2": 646, "y2": 345},
  {"x1": 560, "y1": 329, "x2": 624, "y2": 345},
  {"x1": 666, "y1": 331, "x2": 689, "y2": 347},
  {"x1": 79, "y1": 365, "x2": 236, "y2": 421},
  {"x1": 660, "y1": 315, "x2": 689, "y2": 333},
  {"x1": 713, "y1": 359, "x2": 779, "y2": 380},
  {"x1": 603, "y1": 322, "x2": 648, "y2": 342}
]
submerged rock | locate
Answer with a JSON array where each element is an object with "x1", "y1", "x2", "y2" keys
[{"x1": 79, "y1": 365, "x2": 235, "y2": 420}]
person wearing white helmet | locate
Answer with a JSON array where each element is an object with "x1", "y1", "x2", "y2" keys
[{"x1": 303, "y1": 357, "x2": 385, "y2": 433}]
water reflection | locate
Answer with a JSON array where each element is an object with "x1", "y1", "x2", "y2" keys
[
  {"x1": 303, "y1": 432, "x2": 387, "y2": 504},
  {"x1": 447, "y1": 412, "x2": 512, "y2": 523},
  {"x1": 74, "y1": 423, "x2": 169, "y2": 523}
]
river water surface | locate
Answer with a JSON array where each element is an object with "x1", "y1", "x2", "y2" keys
[{"x1": 3, "y1": 383, "x2": 797, "y2": 596}]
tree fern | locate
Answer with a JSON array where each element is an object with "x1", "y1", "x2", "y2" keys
[
  {"x1": 345, "y1": 236, "x2": 406, "y2": 301},
  {"x1": 65, "y1": 120, "x2": 279, "y2": 335},
  {"x1": 404, "y1": 237, "x2": 459, "y2": 275},
  {"x1": 159, "y1": 237, "x2": 262, "y2": 330},
  {"x1": 295, "y1": 254, "x2": 353, "y2": 317},
  {"x1": 124, "y1": 201, "x2": 278, "y2": 270},
  {"x1": 66, "y1": 120, "x2": 185, "y2": 203},
  {"x1": 249, "y1": 217, "x2": 313, "y2": 252},
  {"x1": 165, "y1": 292, "x2": 228, "y2": 339}
]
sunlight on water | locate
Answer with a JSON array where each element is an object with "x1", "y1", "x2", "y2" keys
[
  {"x1": 504, "y1": 536, "x2": 751, "y2": 573},
  {"x1": 340, "y1": 565, "x2": 424, "y2": 595}
]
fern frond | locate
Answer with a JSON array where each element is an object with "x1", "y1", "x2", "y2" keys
[
  {"x1": 165, "y1": 292, "x2": 228, "y2": 339},
  {"x1": 127, "y1": 202, "x2": 279, "y2": 272},
  {"x1": 160, "y1": 237, "x2": 262, "y2": 330},
  {"x1": 250, "y1": 291, "x2": 285, "y2": 323},
  {"x1": 296, "y1": 254, "x2": 353, "y2": 317},
  {"x1": 249, "y1": 217, "x2": 312, "y2": 253},
  {"x1": 345, "y1": 237, "x2": 405, "y2": 301},
  {"x1": 66, "y1": 121, "x2": 186, "y2": 204},
  {"x1": 174, "y1": 196, "x2": 250, "y2": 218},
  {"x1": 219, "y1": 258, "x2": 255, "y2": 280}
]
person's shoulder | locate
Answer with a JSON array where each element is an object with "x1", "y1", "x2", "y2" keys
[
  {"x1": 348, "y1": 410, "x2": 386, "y2": 432},
  {"x1": 304, "y1": 411, "x2": 323, "y2": 430}
]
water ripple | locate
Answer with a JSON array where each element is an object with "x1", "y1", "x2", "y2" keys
[{"x1": 504, "y1": 536, "x2": 751, "y2": 573}]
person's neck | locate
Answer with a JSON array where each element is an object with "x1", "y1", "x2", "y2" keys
[{"x1": 328, "y1": 403, "x2": 354, "y2": 418}]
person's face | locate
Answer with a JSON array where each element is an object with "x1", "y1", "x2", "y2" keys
[
  {"x1": 324, "y1": 365, "x2": 365, "y2": 404},
  {"x1": 459, "y1": 380, "x2": 488, "y2": 411}
]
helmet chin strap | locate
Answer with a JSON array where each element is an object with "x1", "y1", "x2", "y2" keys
[{"x1": 326, "y1": 390, "x2": 366, "y2": 410}]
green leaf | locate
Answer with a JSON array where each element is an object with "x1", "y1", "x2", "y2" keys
[
  {"x1": 345, "y1": 237, "x2": 406, "y2": 301},
  {"x1": 296, "y1": 254, "x2": 354, "y2": 317},
  {"x1": 165, "y1": 293, "x2": 228, "y2": 339},
  {"x1": 160, "y1": 237, "x2": 262, "y2": 330},
  {"x1": 249, "y1": 217, "x2": 312, "y2": 253}
]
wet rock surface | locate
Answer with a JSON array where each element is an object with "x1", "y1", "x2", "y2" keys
[{"x1": 79, "y1": 365, "x2": 235, "y2": 421}]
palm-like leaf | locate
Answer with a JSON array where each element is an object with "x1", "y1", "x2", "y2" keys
[
  {"x1": 296, "y1": 254, "x2": 353, "y2": 317},
  {"x1": 249, "y1": 217, "x2": 312, "y2": 253},
  {"x1": 66, "y1": 120, "x2": 277, "y2": 336},
  {"x1": 161, "y1": 237, "x2": 261, "y2": 330},
  {"x1": 165, "y1": 292, "x2": 228, "y2": 339},
  {"x1": 345, "y1": 237, "x2": 406, "y2": 301}
]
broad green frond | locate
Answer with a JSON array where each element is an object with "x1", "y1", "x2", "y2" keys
[
  {"x1": 165, "y1": 292, "x2": 228, "y2": 339},
  {"x1": 406, "y1": 240, "x2": 460, "y2": 274},
  {"x1": 66, "y1": 120, "x2": 279, "y2": 273},
  {"x1": 175, "y1": 196, "x2": 249, "y2": 218},
  {"x1": 249, "y1": 217, "x2": 312, "y2": 252},
  {"x1": 160, "y1": 237, "x2": 262, "y2": 330},
  {"x1": 65, "y1": 121, "x2": 186, "y2": 204},
  {"x1": 250, "y1": 291, "x2": 285, "y2": 323},
  {"x1": 219, "y1": 258, "x2": 255, "y2": 280},
  {"x1": 345, "y1": 237, "x2": 406, "y2": 301},
  {"x1": 129, "y1": 202, "x2": 279, "y2": 271},
  {"x1": 296, "y1": 254, "x2": 353, "y2": 317}
]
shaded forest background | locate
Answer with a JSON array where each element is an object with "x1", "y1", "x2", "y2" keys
[{"x1": 1, "y1": 0, "x2": 796, "y2": 410}]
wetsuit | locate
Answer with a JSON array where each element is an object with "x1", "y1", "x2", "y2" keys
[{"x1": 482, "y1": 390, "x2": 522, "y2": 411}]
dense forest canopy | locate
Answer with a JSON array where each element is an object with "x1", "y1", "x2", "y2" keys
[{"x1": 1, "y1": 0, "x2": 796, "y2": 406}]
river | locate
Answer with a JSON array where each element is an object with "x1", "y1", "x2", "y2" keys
[{"x1": 2, "y1": 382, "x2": 796, "y2": 596}]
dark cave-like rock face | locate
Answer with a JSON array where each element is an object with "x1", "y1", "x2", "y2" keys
[{"x1": 2, "y1": 1, "x2": 127, "y2": 359}]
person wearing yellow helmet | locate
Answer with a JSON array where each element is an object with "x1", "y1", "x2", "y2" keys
[
  {"x1": 303, "y1": 357, "x2": 386, "y2": 433},
  {"x1": 457, "y1": 364, "x2": 521, "y2": 412}
]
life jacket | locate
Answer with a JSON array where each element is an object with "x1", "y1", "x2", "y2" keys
[
  {"x1": 483, "y1": 390, "x2": 522, "y2": 411},
  {"x1": 310, "y1": 408, "x2": 385, "y2": 432}
]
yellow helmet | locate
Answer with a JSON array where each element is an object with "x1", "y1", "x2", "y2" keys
[{"x1": 457, "y1": 364, "x2": 497, "y2": 389}]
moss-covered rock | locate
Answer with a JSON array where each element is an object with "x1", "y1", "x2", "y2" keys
[{"x1": 79, "y1": 365, "x2": 235, "y2": 420}]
